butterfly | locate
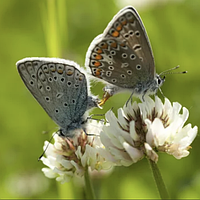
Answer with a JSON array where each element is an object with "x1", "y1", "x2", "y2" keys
[
  {"x1": 85, "y1": 6, "x2": 165, "y2": 106},
  {"x1": 17, "y1": 57, "x2": 99, "y2": 137}
]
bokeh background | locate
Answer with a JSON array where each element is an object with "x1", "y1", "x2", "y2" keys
[{"x1": 1, "y1": 0, "x2": 200, "y2": 198}]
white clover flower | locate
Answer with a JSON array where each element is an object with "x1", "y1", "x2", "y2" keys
[
  {"x1": 41, "y1": 120, "x2": 114, "y2": 184},
  {"x1": 100, "y1": 96, "x2": 198, "y2": 165}
]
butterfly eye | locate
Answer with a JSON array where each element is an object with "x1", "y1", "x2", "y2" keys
[{"x1": 157, "y1": 76, "x2": 164, "y2": 86}]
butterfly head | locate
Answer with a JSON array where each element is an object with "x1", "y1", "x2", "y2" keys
[{"x1": 156, "y1": 74, "x2": 165, "y2": 89}]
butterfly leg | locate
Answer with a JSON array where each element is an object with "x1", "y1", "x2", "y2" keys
[
  {"x1": 98, "y1": 91, "x2": 112, "y2": 106},
  {"x1": 158, "y1": 87, "x2": 165, "y2": 99},
  {"x1": 125, "y1": 90, "x2": 135, "y2": 106},
  {"x1": 87, "y1": 114, "x2": 107, "y2": 123},
  {"x1": 98, "y1": 85, "x2": 120, "y2": 106}
]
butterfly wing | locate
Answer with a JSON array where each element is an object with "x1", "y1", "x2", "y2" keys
[
  {"x1": 85, "y1": 6, "x2": 155, "y2": 89},
  {"x1": 17, "y1": 57, "x2": 89, "y2": 133}
]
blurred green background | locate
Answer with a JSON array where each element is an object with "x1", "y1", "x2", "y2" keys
[{"x1": 1, "y1": 0, "x2": 200, "y2": 198}]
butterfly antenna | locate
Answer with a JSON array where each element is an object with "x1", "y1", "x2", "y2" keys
[
  {"x1": 126, "y1": 90, "x2": 135, "y2": 106},
  {"x1": 159, "y1": 65, "x2": 187, "y2": 76},
  {"x1": 38, "y1": 132, "x2": 56, "y2": 161}
]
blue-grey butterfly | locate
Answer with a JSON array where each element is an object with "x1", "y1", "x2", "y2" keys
[
  {"x1": 17, "y1": 57, "x2": 99, "y2": 137},
  {"x1": 85, "y1": 6, "x2": 167, "y2": 106}
]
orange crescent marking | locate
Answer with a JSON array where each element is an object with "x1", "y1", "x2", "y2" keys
[
  {"x1": 116, "y1": 24, "x2": 122, "y2": 31},
  {"x1": 57, "y1": 69, "x2": 63, "y2": 74},
  {"x1": 120, "y1": 43, "x2": 126, "y2": 47},
  {"x1": 128, "y1": 18, "x2": 134, "y2": 23},
  {"x1": 94, "y1": 61, "x2": 101, "y2": 67},
  {"x1": 111, "y1": 41, "x2": 117, "y2": 48},
  {"x1": 121, "y1": 20, "x2": 127, "y2": 25},
  {"x1": 112, "y1": 30, "x2": 119, "y2": 37},
  {"x1": 50, "y1": 68, "x2": 56, "y2": 72},
  {"x1": 95, "y1": 69, "x2": 102, "y2": 77},
  {"x1": 101, "y1": 43, "x2": 108, "y2": 49},
  {"x1": 97, "y1": 48, "x2": 103, "y2": 54},
  {"x1": 79, "y1": 75, "x2": 84, "y2": 81},
  {"x1": 66, "y1": 70, "x2": 73, "y2": 75},
  {"x1": 95, "y1": 54, "x2": 102, "y2": 60}
]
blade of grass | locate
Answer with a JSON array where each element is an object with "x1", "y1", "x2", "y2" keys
[{"x1": 40, "y1": 0, "x2": 61, "y2": 57}]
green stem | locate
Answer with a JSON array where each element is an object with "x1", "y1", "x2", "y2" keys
[
  {"x1": 148, "y1": 159, "x2": 170, "y2": 199},
  {"x1": 41, "y1": 0, "x2": 61, "y2": 57},
  {"x1": 84, "y1": 167, "x2": 96, "y2": 199}
]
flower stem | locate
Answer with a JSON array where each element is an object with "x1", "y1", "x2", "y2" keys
[
  {"x1": 148, "y1": 159, "x2": 170, "y2": 199},
  {"x1": 84, "y1": 168, "x2": 96, "y2": 199}
]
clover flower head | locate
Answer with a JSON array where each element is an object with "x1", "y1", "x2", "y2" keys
[
  {"x1": 100, "y1": 96, "x2": 198, "y2": 165},
  {"x1": 41, "y1": 120, "x2": 114, "y2": 183}
]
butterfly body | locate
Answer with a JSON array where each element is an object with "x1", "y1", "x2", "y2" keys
[
  {"x1": 17, "y1": 57, "x2": 98, "y2": 137},
  {"x1": 85, "y1": 6, "x2": 164, "y2": 104}
]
